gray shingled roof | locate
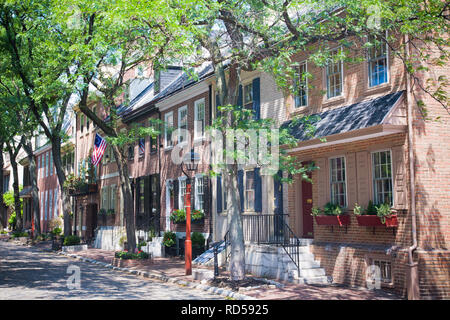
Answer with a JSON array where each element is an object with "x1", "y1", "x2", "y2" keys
[{"x1": 282, "y1": 91, "x2": 405, "y2": 141}]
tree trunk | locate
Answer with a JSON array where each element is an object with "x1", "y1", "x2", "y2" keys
[
  {"x1": 51, "y1": 138, "x2": 72, "y2": 236},
  {"x1": 8, "y1": 149, "x2": 22, "y2": 231},
  {"x1": 225, "y1": 166, "x2": 246, "y2": 280},
  {"x1": 222, "y1": 62, "x2": 246, "y2": 280},
  {"x1": 23, "y1": 140, "x2": 41, "y2": 236},
  {"x1": 112, "y1": 145, "x2": 136, "y2": 252}
]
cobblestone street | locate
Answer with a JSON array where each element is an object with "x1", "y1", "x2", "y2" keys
[{"x1": 0, "y1": 241, "x2": 223, "y2": 300}]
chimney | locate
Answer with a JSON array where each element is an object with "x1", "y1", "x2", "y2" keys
[{"x1": 154, "y1": 65, "x2": 183, "y2": 95}]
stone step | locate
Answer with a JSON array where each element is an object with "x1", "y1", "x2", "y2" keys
[
  {"x1": 295, "y1": 276, "x2": 330, "y2": 285},
  {"x1": 281, "y1": 252, "x2": 315, "y2": 262},
  {"x1": 290, "y1": 267, "x2": 326, "y2": 279}
]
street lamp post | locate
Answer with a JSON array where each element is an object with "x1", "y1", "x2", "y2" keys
[{"x1": 181, "y1": 148, "x2": 199, "y2": 276}]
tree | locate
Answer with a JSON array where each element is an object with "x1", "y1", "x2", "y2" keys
[{"x1": 0, "y1": 0, "x2": 81, "y2": 236}]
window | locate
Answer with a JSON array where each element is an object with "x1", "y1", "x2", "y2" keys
[
  {"x1": 37, "y1": 157, "x2": 40, "y2": 180},
  {"x1": 371, "y1": 259, "x2": 392, "y2": 284},
  {"x1": 294, "y1": 62, "x2": 308, "y2": 107},
  {"x1": 330, "y1": 157, "x2": 347, "y2": 207},
  {"x1": 48, "y1": 191, "x2": 53, "y2": 220},
  {"x1": 195, "y1": 176, "x2": 204, "y2": 211},
  {"x1": 54, "y1": 188, "x2": 58, "y2": 218},
  {"x1": 194, "y1": 99, "x2": 205, "y2": 139},
  {"x1": 150, "y1": 122, "x2": 158, "y2": 153},
  {"x1": 165, "y1": 112, "x2": 174, "y2": 148},
  {"x1": 368, "y1": 34, "x2": 388, "y2": 87},
  {"x1": 178, "y1": 106, "x2": 188, "y2": 144},
  {"x1": 80, "y1": 114, "x2": 84, "y2": 133},
  {"x1": 138, "y1": 179, "x2": 145, "y2": 214},
  {"x1": 372, "y1": 150, "x2": 393, "y2": 205},
  {"x1": 245, "y1": 170, "x2": 255, "y2": 211},
  {"x1": 86, "y1": 115, "x2": 90, "y2": 131},
  {"x1": 50, "y1": 153, "x2": 53, "y2": 176},
  {"x1": 179, "y1": 178, "x2": 187, "y2": 210},
  {"x1": 45, "y1": 190, "x2": 48, "y2": 221},
  {"x1": 45, "y1": 153, "x2": 49, "y2": 177},
  {"x1": 243, "y1": 83, "x2": 253, "y2": 110},
  {"x1": 326, "y1": 48, "x2": 343, "y2": 99},
  {"x1": 101, "y1": 185, "x2": 116, "y2": 213},
  {"x1": 128, "y1": 144, "x2": 135, "y2": 161},
  {"x1": 138, "y1": 122, "x2": 145, "y2": 157},
  {"x1": 3, "y1": 174, "x2": 10, "y2": 193}
]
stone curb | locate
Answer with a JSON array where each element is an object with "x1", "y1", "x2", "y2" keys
[{"x1": 56, "y1": 250, "x2": 256, "y2": 300}]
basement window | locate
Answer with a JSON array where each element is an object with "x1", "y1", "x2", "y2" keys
[{"x1": 370, "y1": 258, "x2": 393, "y2": 285}]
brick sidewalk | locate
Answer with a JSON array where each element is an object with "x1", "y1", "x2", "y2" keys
[{"x1": 73, "y1": 248, "x2": 403, "y2": 300}]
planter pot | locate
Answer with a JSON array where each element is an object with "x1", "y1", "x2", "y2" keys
[
  {"x1": 315, "y1": 215, "x2": 350, "y2": 226},
  {"x1": 173, "y1": 218, "x2": 205, "y2": 225},
  {"x1": 165, "y1": 246, "x2": 177, "y2": 257},
  {"x1": 356, "y1": 215, "x2": 398, "y2": 228}
]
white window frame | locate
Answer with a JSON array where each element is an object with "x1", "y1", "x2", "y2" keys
[
  {"x1": 194, "y1": 98, "x2": 206, "y2": 140},
  {"x1": 294, "y1": 61, "x2": 308, "y2": 108},
  {"x1": 178, "y1": 105, "x2": 188, "y2": 144},
  {"x1": 244, "y1": 169, "x2": 255, "y2": 212},
  {"x1": 371, "y1": 149, "x2": 394, "y2": 206},
  {"x1": 195, "y1": 174, "x2": 204, "y2": 211},
  {"x1": 166, "y1": 179, "x2": 174, "y2": 231},
  {"x1": 329, "y1": 156, "x2": 348, "y2": 208},
  {"x1": 37, "y1": 157, "x2": 40, "y2": 180},
  {"x1": 243, "y1": 82, "x2": 253, "y2": 110},
  {"x1": 326, "y1": 47, "x2": 344, "y2": 99},
  {"x1": 44, "y1": 190, "x2": 48, "y2": 221},
  {"x1": 178, "y1": 177, "x2": 187, "y2": 210},
  {"x1": 48, "y1": 190, "x2": 53, "y2": 220},
  {"x1": 54, "y1": 188, "x2": 58, "y2": 218},
  {"x1": 165, "y1": 111, "x2": 174, "y2": 148},
  {"x1": 367, "y1": 32, "x2": 390, "y2": 88}
]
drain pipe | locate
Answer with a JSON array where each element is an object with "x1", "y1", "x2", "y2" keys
[{"x1": 405, "y1": 34, "x2": 419, "y2": 300}]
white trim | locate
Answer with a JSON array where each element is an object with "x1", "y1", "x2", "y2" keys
[
  {"x1": 164, "y1": 111, "x2": 174, "y2": 148},
  {"x1": 194, "y1": 98, "x2": 206, "y2": 140},
  {"x1": 325, "y1": 46, "x2": 344, "y2": 100},
  {"x1": 178, "y1": 105, "x2": 188, "y2": 144},
  {"x1": 295, "y1": 61, "x2": 309, "y2": 108},
  {"x1": 367, "y1": 31, "x2": 390, "y2": 89},
  {"x1": 328, "y1": 155, "x2": 348, "y2": 208},
  {"x1": 157, "y1": 82, "x2": 209, "y2": 112},
  {"x1": 370, "y1": 149, "x2": 394, "y2": 206}
]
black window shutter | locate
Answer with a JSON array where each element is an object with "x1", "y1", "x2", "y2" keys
[
  {"x1": 254, "y1": 168, "x2": 262, "y2": 212},
  {"x1": 203, "y1": 175, "x2": 210, "y2": 216},
  {"x1": 274, "y1": 170, "x2": 283, "y2": 215},
  {"x1": 135, "y1": 177, "x2": 140, "y2": 214},
  {"x1": 237, "y1": 85, "x2": 243, "y2": 109},
  {"x1": 238, "y1": 170, "x2": 244, "y2": 211},
  {"x1": 217, "y1": 175, "x2": 222, "y2": 214},
  {"x1": 252, "y1": 77, "x2": 261, "y2": 120},
  {"x1": 144, "y1": 176, "x2": 150, "y2": 215},
  {"x1": 173, "y1": 180, "x2": 179, "y2": 210},
  {"x1": 190, "y1": 177, "x2": 195, "y2": 211},
  {"x1": 216, "y1": 93, "x2": 221, "y2": 118}
]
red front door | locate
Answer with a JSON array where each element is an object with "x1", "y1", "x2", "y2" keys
[{"x1": 301, "y1": 172, "x2": 314, "y2": 238}]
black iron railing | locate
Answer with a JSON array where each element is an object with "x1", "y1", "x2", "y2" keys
[{"x1": 223, "y1": 214, "x2": 302, "y2": 276}]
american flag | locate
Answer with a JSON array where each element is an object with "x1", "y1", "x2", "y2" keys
[
  {"x1": 92, "y1": 133, "x2": 107, "y2": 166},
  {"x1": 139, "y1": 138, "x2": 145, "y2": 154}
]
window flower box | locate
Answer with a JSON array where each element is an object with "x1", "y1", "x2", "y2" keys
[
  {"x1": 356, "y1": 215, "x2": 398, "y2": 228},
  {"x1": 314, "y1": 214, "x2": 350, "y2": 226}
]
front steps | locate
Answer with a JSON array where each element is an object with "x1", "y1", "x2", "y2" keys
[
  {"x1": 194, "y1": 238, "x2": 330, "y2": 285},
  {"x1": 245, "y1": 242, "x2": 329, "y2": 285}
]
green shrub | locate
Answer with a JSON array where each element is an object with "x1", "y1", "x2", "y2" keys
[
  {"x1": 11, "y1": 231, "x2": 28, "y2": 238},
  {"x1": 323, "y1": 202, "x2": 344, "y2": 216},
  {"x1": 170, "y1": 209, "x2": 186, "y2": 223},
  {"x1": 114, "y1": 250, "x2": 149, "y2": 260},
  {"x1": 192, "y1": 210, "x2": 205, "y2": 221},
  {"x1": 63, "y1": 235, "x2": 80, "y2": 246},
  {"x1": 52, "y1": 227, "x2": 62, "y2": 236},
  {"x1": 364, "y1": 201, "x2": 378, "y2": 215},
  {"x1": 191, "y1": 232, "x2": 205, "y2": 249},
  {"x1": 163, "y1": 231, "x2": 176, "y2": 247},
  {"x1": 0, "y1": 230, "x2": 7, "y2": 235},
  {"x1": 137, "y1": 241, "x2": 147, "y2": 250},
  {"x1": 376, "y1": 203, "x2": 394, "y2": 224}
]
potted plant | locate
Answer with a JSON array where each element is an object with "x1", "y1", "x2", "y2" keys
[
  {"x1": 191, "y1": 232, "x2": 205, "y2": 258},
  {"x1": 170, "y1": 209, "x2": 186, "y2": 224},
  {"x1": 191, "y1": 209, "x2": 205, "y2": 223},
  {"x1": 163, "y1": 231, "x2": 177, "y2": 257},
  {"x1": 354, "y1": 201, "x2": 398, "y2": 228},
  {"x1": 312, "y1": 202, "x2": 350, "y2": 226}
]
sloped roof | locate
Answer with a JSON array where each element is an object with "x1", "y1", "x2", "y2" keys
[{"x1": 282, "y1": 91, "x2": 405, "y2": 142}]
